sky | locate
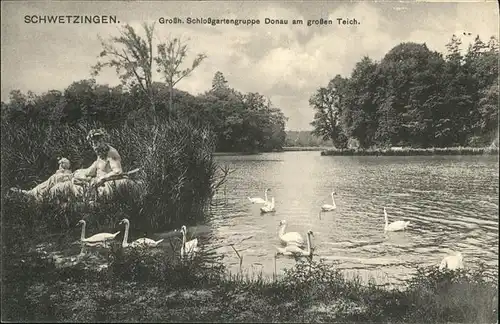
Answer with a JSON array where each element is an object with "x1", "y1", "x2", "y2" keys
[{"x1": 1, "y1": 1, "x2": 499, "y2": 130}]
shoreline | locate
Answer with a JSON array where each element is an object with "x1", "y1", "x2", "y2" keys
[
  {"x1": 214, "y1": 146, "x2": 499, "y2": 155},
  {"x1": 283, "y1": 146, "x2": 333, "y2": 151},
  {"x1": 321, "y1": 147, "x2": 499, "y2": 156},
  {"x1": 213, "y1": 151, "x2": 261, "y2": 156},
  {"x1": 5, "y1": 253, "x2": 497, "y2": 323}
]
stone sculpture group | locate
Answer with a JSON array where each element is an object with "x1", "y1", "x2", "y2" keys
[{"x1": 10, "y1": 128, "x2": 141, "y2": 203}]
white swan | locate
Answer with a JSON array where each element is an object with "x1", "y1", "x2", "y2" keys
[
  {"x1": 321, "y1": 191, "x2": 337, "y2": 212},
  {"x1": 276, "y1": 230, "x2": 314, "y2": 257},
  {"x1": 119, "y1": 218, "x2": 164, "y2": 248},
  {"x1": 439, "y1": 252, "x2": 464, "y2": 270},
  {"x1": 260, "y1": 197, "x2": 276, "y2": 213},
  {"x1": 278, "y1": 220, "x2": 305, "y2": 247},
  {"x1": 180, "y1": 225, "x2": 200, "y2": 258},
  {"x1": 384, "y1": 207, "x2": 410, "y2": 232},
  {"x1": 248, "y1": 188, "x2": 271, "y2": 204},
  {"x1": 78, "y1": 219, "x2": 120, "y2": 246}
]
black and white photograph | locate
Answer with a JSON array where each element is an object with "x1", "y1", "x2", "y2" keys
[{"x1": 1, "y1": 0, "x2": 499, "y2": 322}]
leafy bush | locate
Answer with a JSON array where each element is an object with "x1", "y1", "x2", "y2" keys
[
  {"x1": 403, "y1": 264, "x2": 498, "y2": 323},
  {"x1": 107, "y1": 243, "x2": 225, "y2": 287}
]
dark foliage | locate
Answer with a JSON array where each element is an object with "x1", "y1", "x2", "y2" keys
[{"x1": 311, "y1": 35, "x2": 499, "y2": 149}]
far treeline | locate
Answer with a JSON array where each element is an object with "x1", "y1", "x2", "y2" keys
[
  {"x1": 310, "y1": 35, "x2": 499, "y2": 149},
  {"x1": 285, "y1": 130, "x2": 333, "y2": 147}
]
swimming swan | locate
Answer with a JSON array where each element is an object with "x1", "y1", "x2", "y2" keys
[
  {"x1": 180, "y1": 225, "x2": 200, "y2": 258},
  {"x1": 384, "y1": 207, "x2": 410, "y2": 232},
  {"x1": 78, "y1": 219, "x2": 120, "y2": 246},
  {"x1": 321, "y1": 191, "x2": 337, "y2": 212},
  {"x1": 276, "y1": 230, "x2": 314, "y2": 257},
  {"x1": 248, "y1": 188, "x2": 271, "y2": 204},
  {"x1": 278, "y1": 220, "x2": 305, "y2": 247},
  {"x1": 260, "y1": 197, "x2": 276, "y2": 213},
  {"x1": 119, "y1": 218, "x2": 164, "y2": 248},
  {"x1": 439, "y1": 252, "x2": 464, "y2": 270}
]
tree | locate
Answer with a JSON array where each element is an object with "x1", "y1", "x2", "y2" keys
[
  {"x1": 92, "y1": 23, "x2": 156, "y2": 122},
  {"x1": 155, "y1": 37, "x2": 207, "y2": 112},
  {"x1": 211, "y1": 71, "x2": 229, "y2": 94},
  {"x1": 440, "y1": 36, "x2": 479, "y2": 146},
  {"x1": 461, "y1": 35, "x2": 499, "y2": 143},
  {"x1": 374, "y1": 94, "x2": 400, "y2": 147},
  {"x1": 63, "y1": 79, "x2": 97, "y2": 123},
  {"x1": 374, "y1": 42, "x2": 446, "y2": 147},
  {"x1": 340, "y1": 56, "x2": 380, "y2": 148},
  {"x1": 445, "y1": 34, "x2": 463, "y2": 63},
  {"x1": 310, "y1": 75, "x2": 348, "y2": 149},
  {"x1": 487, "y1": 36, "x2": 499, "y2": 52},
  {"x1": 476, "y1": 80, "x2": 499, "y2": 145}
]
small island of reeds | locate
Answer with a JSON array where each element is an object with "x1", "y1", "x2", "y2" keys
[{"x1": 321, "y1": 146, "x2": 499, "y2": 156}]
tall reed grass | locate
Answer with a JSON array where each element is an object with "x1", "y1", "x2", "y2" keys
[
  {"x1": 1, "y1": 117, "x2": 225, "y2": 319},
  {"x1": 1, "y1": 117, "x2": 220, "y2": 233}
]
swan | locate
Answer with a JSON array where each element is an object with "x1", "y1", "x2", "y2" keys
[
  {"x1": 119, "y1": 218, "x2": 164, "y2": 248},
  {"x1": 321, "y1": 191, "x2": 337, "y2": 212},
  {"x1": 180, "y1": 225, "x2": 200, "y2": 258},
  {"x1": 248, "y1": 188, "x2": 271, "y2": 204},
  {"x1": 276, "y1": 230, "x2": 314, "y2": 257},
  {"x1": 439, "y1": 252, "x2": 464, "y2": 270},
  {"x1": 260, "y1": 197, "x2": 276, "y2": 213},
  {"x1": 278, "y1": 220, "x2": 305, "y2": 247},
  {"x1": 383, "y1": 207, "x2": 410, "y2": 232},
  {"x1": 78, "y1": 219, "x2": 120, "y2": 246}
]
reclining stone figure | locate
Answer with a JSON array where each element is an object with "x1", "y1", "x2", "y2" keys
[
  {"x1": 11, "y1": 128, "x2": 142, "y2": 203},
  {"x1": 10, "y1": 157, "x2": 73, "y2": 201}
]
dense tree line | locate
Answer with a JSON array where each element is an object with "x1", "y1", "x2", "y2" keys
[
  {"x1": 1, "y1": 24, "x2": 286, "y2": 153},
  {"x1": 187, "y1": 71, "x2": 287, "y2": 152},
  {"x1": 310, "y1": 35, "x2": 499, "y2": 149},
  {"x1": 0, "y1": 72, "x2": 286, "y2": 153}
]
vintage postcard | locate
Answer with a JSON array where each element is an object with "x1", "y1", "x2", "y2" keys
[{"x1": 1, "y1": 0, "x2": 498, "y2": 322}]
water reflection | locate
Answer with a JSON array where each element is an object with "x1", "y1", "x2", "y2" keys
[{"x1": 208, "y1": 152, "x2": 499, "y2": 285}]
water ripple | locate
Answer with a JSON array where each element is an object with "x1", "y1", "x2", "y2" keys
[{"x1": 209, "y1": 153, "x2": 499, "y2": 284}]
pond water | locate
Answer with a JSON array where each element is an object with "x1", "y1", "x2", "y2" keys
[{"x1": 205, "y1": 151, "x2": 499, "y2": 286}]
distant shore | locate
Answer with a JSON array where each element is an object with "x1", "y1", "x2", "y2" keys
[
  {"x1": 213, "y1": 151, "x2": 260, "y2": 156},
  {"x1": 283, "y1": 146, "x2": 333, "y2": 151},
  {"x1": 213, "y1": 147, "x2": 499, "y2": 155},
  {"x1": 320, "y1": 147, "x2": 499, "y2": 156},
  {"x1": 213, "y1": 147, "x2": 332, "y2": 154}
]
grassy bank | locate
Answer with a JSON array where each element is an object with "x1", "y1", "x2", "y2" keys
[
  {"x1": 2, "y1": 245, "x2": 497, "y2": 323},
  {"x1": 321, "y1": 146, "x2": 499, "y2": 156}
]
